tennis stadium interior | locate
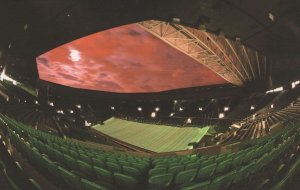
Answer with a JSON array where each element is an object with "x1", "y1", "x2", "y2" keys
[{"x1": 0, "y1": 0, "x2": 300, "y2": 190}]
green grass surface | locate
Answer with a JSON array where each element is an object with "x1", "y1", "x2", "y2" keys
[{"x1": 92, "y1": 117, "x2": 210, "y2": 153}]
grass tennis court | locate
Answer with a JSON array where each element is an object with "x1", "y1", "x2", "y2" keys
[{"x1": 92, "y1": 117, "x2": 210, "y2": 153}]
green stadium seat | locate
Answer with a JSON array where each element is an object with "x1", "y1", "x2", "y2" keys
[
  {"x1": 64, "y1": 154, "x2": 78, "y2": 170},
  {"x1": 92, "y1": 158, "x2": 106, "y2": 168},
  {"x1": 42, "y1": 155, "x2": 60, "y2": 178},
  {"x1": 148, "y1": 173, "x2": 173, "y2": 189},
  {"x1": 53, "y1": 149, "x2": 65, "y2": 164},
  {"x1": 93, "y1": 166, "x2": 114, "y2": 183},
  {"x1": 255, "y1": 179, "x2": 271, "y2": 190},
  {"x1": 32, "y1": 147, "x2": 43, "y2": 167},
  {"x1": 185, "y1": 162, "x2": 200, "y2": 170},
  {"x1": 168, "y1": 165, "x2": 185, "y2": 175},
  {"x1": 179, "y1": 180, "x2": 210, "y2": 190},
  {"x1": 233, "y1": 161, "x2": 256, "y2": 185},
  {"x1": 60, "y1": 146, "x2": 69, "y2": 155},
  {"x1": 77, "y1": 160, "x2": 95, "y2": 178},
  {"x1": 80, "y1": 154, "x2": 92, "y2": 164},
  {"x1": 215, "y1": 159, "x2": 232, "y2": 174},
  {"x1": 208, "y1": 170, "x2": 236, "y2": 190},
  {"x1": 58, "y1": 166, "x2": 82, "y2": 190},
  {"x1": 29, "y1": 179, "x2": 43, "y2": 190},
  {"x1": 232, "y1": 155, "x2": 244, "y2": 168},
  {"x1": 174, "y1": 169, "x2": 197, "y2": 185},
  {"x1": 119, "y1": 160, "x2": 131, "y2": 167},
  {"x1": 81, "y1": 178, "x2": 109, "y2": 190},
  {"x1": 122, "y1": 166, "x2": 140, "y2": 178},
  {"x1": 114, "y1": 173, "x2": 139, "y2": 189},
  {"x1": 149, "y1": 167, "x2": 167, "y2": 176},
  {"x1": 131, "y1": 162, "x2": 147, "y2": 172},
  {"x1": 106, "y1": 162, "x2": 122, "y2": 173},
  {"x1": 200, "y1": 159, "x2": 215, "y2": 167},
  {"x1": 197, "y1": 163, "x2": 217, "y2": 180},
  {"x1": 69, "y1": 149, "x2": 80, "y2": 160}
]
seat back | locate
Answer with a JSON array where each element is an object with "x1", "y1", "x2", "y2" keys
[
  {"x1": 148, "y1": 173, "x2": 173, "y2": 189},
  {"x1": 174, "y1": 169, "x2": 197, "y2": 185},
  {"x1": 114, "y1": 173, "x2": 138, "y2": 190}
]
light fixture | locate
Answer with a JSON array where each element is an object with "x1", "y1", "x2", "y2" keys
[
  {"x1": 155, "y1": 107, "x2": 160, "y2": 112},
  {"x1": 35, "y1": 100, "x2": 39, "y2": 105},
  {"x1": 137, "y1": 107, "x2": 142, "y2": 112},
  {"x1": 179, "y1": 107, "x2": 183, "y2": 111},
  {"x1": 76, "y1": 104, "x2": 81, "y2": 109},
  {"x1": 250, "y1": 106, "x2": 255, "y2": 110},
  {"x1": 172, "y1": 17, "x2": 181, "y2": 24},
  {"x1": 49, "y1": 102, "x2": 54, "y2": 106},
  {"x1": 110, "y1": 106, "x2": 115, "y2": 110},
  {"x1": 270, "y1": 104, "x2": 274, "y2": 108},
  {"x1": 219, "y1": 113, "x2": 225, "y2": 119},
  {"x1": 292, "y1": 80, "x2": 300, "y2": 88},
  {"x1": 56, "y1": 110, "x2": 64, "y2": 114},
  {"x1": 24, "y1": 24, "x2": 28, "y2": 31},
  {"x1": 266, "y1": 86, "x2": 283, "y2": 94},
  {"x1": 198, "y1": 107, "x2": 203, "y2": 111},
  {"x1": 85, "y1": 120, "x2": 92, "y2": 127},
  {"x1": 170, "y1": 113, "x2": 175, "y2": 117},
  {"x1": 224, "y1": 107, "x2": 229, "y2": 111},
  {"x1": 151, "y1": 112, "x2": 156, "y2": 118},
  {"x1": 186, "y1": 118, "x2": 192, "y2": 124},
  {"x1": 69, "y1": 110, "x2": 74, "y2": 114},
  {"x1": 198, "y1": 24, "x2": 206, "y2": 31},
  {"x1": 268, "y1": 13, "x2": 275, "y2": 22}
]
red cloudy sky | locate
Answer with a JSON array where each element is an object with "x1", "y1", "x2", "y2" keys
[{"x1": 36, "y1": 24, "x2": 227, "y2": 93}]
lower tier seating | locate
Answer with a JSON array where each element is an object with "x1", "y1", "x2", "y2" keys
[{"x1": 0, "y1": 113, "x2": 299, "y2": 190}]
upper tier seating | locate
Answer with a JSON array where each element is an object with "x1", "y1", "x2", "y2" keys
[
  {"x1": 222, "y1": 97, "x2": 300, "y2": 144},
  {"x1": 1, "y1": 113, "x2": 299, "y2": 190}
]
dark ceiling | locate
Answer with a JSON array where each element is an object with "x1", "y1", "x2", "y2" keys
[{"x1": 0, "y1": 0, "x2": 299, "y2": 88}]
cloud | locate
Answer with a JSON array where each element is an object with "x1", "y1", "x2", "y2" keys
[{"x1": 36, "y1": 23, "x2": 227, "y2": 93}]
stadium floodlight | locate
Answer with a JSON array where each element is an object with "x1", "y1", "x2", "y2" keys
[
  {"x1": 250, "y1": 106, "x2": 255, "y2": 110},
  {"x1": 266, "y1": 86, "x2": 283, "y2": 94},
  {"x1": 292, "y1": 80, "x2": 300, "y2": 88},
  {"x1": 172, "y1": 17, "x2": 181, "y2": 24},
  {"x1": 76, "y1": 104, "x2": 81, "y2": 109},
  {"x1": 198, "y1": 107, "x2": 203, "y2": 111},
  {"x1": 110, "y1": 106, "x2": 115, "y2": 110},
  {"x1": 268, "y1": 13, "x2": 275, "y2": 22},
  {"x1": 85, "y1": 120, "x2": 92, "y2": 127},
  {"x1": 224, "y1": 107, "x2": 229, "y2": 111},
  {"x1": 151, "y1": 112, "x2": 156, "y2": 118},
  {"x1": 170, "y1": 113, "x2": 175, "y2": 117},
  {"x1": 179, "y1": 107, "x2": 183, "y2": 111},
  {"x1": 219, "y1": 113, "x2": 225, "y2": 119},
  {"x1": 137, "y1": 107, "x2": 142, "y2": 112},
  {"x1": 186, "y1": 118, "x2": 192, "y2": 124},
  {"x1": 155, "y1": 107, "x2": 160, "y2": 111}
]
